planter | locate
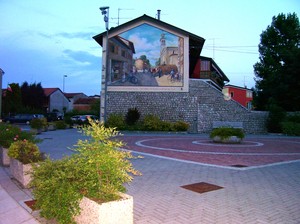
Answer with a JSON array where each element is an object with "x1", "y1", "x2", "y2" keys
[
  {"x1": 0, "y1": 147, "x2": 10, "y2": 166},
  {"x1": 74, "y1": 192, "x2": 133, "y2": 224},
  {"x1": 212, "y1": 136, "x2": 242, "y2": 144},
  {"x1": 10, "y1": 158, "x2": 33, "y2": 188}
]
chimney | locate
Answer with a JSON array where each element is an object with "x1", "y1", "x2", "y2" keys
[{"x1": 157, "y1": 9, "x2": 161, "y2": 20}]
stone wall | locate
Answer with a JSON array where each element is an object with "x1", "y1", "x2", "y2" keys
[{"x1": 106, "y1": 79, "x2": 268, "y2": 133}]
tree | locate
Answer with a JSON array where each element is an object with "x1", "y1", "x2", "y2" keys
[
  {"x1": 21, "y1": 82, "x2": 46, "y2": 112},
  {"x1": 3, "y1": 83, "x2": 22, "y2": 114},
  {"x1": 253, "y1": 13, "x2": 300, "y2": 111}
]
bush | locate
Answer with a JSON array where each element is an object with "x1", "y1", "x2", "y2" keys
[
  {"x1": 30, "y1": 118, "x2": 141, "y2": 224},
  {"x1": 8, "y1": 140, "x2": 43, "y2": 164},
  {"x1": 0, "y1": 123, "x2": 38, "y2": 148},
  {"x1": 210, "y1": 127, "x2": 245, "y2": 140},
  {"x1": 106, "y1": 113, "x2": 126, "y2": 130},
  {"x1": 30, "y1": 118, "x2": 47, "y2": 129},
  {"x1": 125, "y1": 108, "x2": 140, "y2": 126},
  {"x1": 143, "y1": 115, "x2": 162, "y2": 131},
  {"x1": 267, "y1": 103, "x2": 286, "y2": 133},
  {"x1": 54, "y1": 120, "x2": 67, "y2": 129},
  {"x1": 282, "y1": 122, "x2": 300, "y2": 136},
  {"x1": 173, "y1": 120, "x2": 189, "y2": 131}
]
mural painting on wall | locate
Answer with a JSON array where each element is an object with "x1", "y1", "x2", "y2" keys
[{"x1": 108, "y1": 23, "x2": 184, "y2": 87}]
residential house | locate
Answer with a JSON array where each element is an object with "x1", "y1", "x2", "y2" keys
[
  {"x1": 191, "y1": 56, "x2": 230, "y2": 90},
  {"x1": 223, "y1": 85, "x2": 253, "y2": 109},
  {"x1": 43, "y1": 88, "x2": 69, "y2": 113},
  {"x1": 73, "y1": 97, "x2": 98, "y2": 111},
  {"x1": 93, "y1": 13, "x2": 267, "y2": 133},
  {"x1": 64, "y1": 93, "x2": 87, "y2": 111}
]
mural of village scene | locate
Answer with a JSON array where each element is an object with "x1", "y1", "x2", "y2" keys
[{"x1": 108, "y1": 23, "x2": 184, "y2": 87}]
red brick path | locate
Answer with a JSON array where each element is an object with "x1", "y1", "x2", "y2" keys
[{"x1": 118, "y1": 135, "x2": 300, "y2": 167}]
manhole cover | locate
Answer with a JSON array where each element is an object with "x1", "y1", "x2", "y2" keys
[{"x1": 181, "y1": 182, "x2": 223, "y2": 194}]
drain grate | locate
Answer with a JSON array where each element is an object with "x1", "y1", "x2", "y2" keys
[
  {"x1": 231, "y1": 164, "x2": 248, "y2": 168},
  {"x1": 181, "y1": 182, "x2": 223, "y2": 194}
]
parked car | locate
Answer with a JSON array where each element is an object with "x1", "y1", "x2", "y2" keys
[
  {"x1": 71, "y1": 115, "x2": 99, "y2": 124},
  {"x1": 4, "y1": 114, "x2": 45, "y2": 124},
  {"x1": 46, "y1": 112, "x2": 63, "y2": 122}
]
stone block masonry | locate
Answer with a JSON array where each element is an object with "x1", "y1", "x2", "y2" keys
[{"x1": 106, "y1": 79, "x2": 268, "y2": 134}]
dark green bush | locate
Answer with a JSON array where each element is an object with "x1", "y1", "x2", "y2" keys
[
  {"x1": 106, "y1": 113, "x2": 126, "y2": 130},
  {"x1": 0, "y1": 123, "x2": 38, "y2": 148},
  {"x1": 125, "y1": 108, "x2": 140, "y2": 126},
  {"x1": 210, "y1": 127, "x2": 245, "y2": 140},
  {"x1": 173, "y1": 120, "x2": 189, "y2": 131},
  {"x1": 281, "y1": 122, "x2": 300, "y2": 136},
  {"x1": 54, "y1": 120, "x2": 67, "y2": 129},
  {"x1": 267, "y1": 103, "x2": 286, "y2": 133},
  {"x1": 143, "y1": 115, "x2": 162, "y2": 131}
]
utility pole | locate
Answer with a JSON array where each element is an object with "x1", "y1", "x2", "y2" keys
[{"x1": 0, "y1": 68, "x2": 4, "y2": 120}]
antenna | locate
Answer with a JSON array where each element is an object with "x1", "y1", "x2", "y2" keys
[{"x1": 111, "y1": 8, "x2": 134, "y2": 25}]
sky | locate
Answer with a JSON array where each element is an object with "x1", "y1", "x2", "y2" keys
[{"x1": 1, "y1": 0, "x2": 299, "y2": 96}]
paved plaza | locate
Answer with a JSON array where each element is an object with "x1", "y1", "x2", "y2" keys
[{"x1": 1, "y1": 129, "x2": 300, "y2": 223}]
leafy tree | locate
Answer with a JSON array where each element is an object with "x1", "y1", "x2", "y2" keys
[
  {"x1": 139, "y1": 55, "x2": 151, "y2": 68},
  {"x1": 3, "y1": 83, "x2": 22, "y2": 114},
  {"x1": 21, "y1": 82, "x2": 46, "y2": 112},
  {"x1": 253, "y1": 13, "x2": 300, "y2": 111}
]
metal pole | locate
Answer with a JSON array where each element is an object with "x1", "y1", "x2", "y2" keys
[
  {"x1": 100, "y1": 6, "x2": 109, "y2": 123},
  {"x1": 0, "y1": 68, "x2": 4, "y2": 120}
]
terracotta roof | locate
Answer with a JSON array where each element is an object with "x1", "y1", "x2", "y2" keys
[
  {"x1": 64, "y1": 93, "x2": 84, "y2": 98},
  {"x1": 74, "y1": 98, "x2": 97, "y2": 105},
  {"x1": 43, "y1": 88, "x2": 60, "y2": 96}
]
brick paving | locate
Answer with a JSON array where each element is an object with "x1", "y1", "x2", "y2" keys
[
  {"x1": 118, "y1": 134, "x2": 300, "y2": 167},
  {"x1": 1, "y1": 129, "x2": 300, "y2": 223}
]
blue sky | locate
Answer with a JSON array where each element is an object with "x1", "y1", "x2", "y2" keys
[{"x1": 1, "y1": 0, "x2": 299, "y2": 95}]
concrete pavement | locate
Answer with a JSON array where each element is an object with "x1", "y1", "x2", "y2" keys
[{"x1": 1, "y1": 129, "x2": 299, "y2": 223}]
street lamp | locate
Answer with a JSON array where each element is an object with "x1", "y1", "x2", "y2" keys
[
  {"x1": 99, "y1": 6, "x2": 109, "y2": 123},
  {"x1": 62, "y1": 75, "x2": 67, "y2": 114},
  {"x1": 63, "y1": 75, "x2": 67, "y2": 93},
  {"x1": 0, "y1": 68, "x2": 4, "y2": 120}
]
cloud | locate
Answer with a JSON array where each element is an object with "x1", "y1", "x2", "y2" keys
[
  {"x1": 56, "y1": 32, "x2": 96, "y2": 40},
  {"x1": 63, "y1": 50, "x2": 100, "y2": 68}
]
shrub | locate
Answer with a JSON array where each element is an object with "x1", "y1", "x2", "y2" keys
[
  {"x1": 30, "y1": 118, "x2": 47, "y2": 129},
  {"x1": 8, "y1": 140, "x2": 43, "y2": 164},
  {"x1": 210, "y1": 127, "x2": 245, "y2": 140},
  {"x1": 267, "y1": 103, "x2": 286, "y2": 133},
  {"x1": 54, "y1": 120, "x2": 67, "y2": 129},
  {"x1": 106, "y1": 113, "x2": 126, "y2": 130},
  {"x1": 125, "y1": 108, "x2": 140, "y2": 126},
  {"x1": 0, "y1": 123, "x2": 38, "y2": 148},
  {"x1": 173, "y1": 120, "x2": 189, "y2": 131},
  {"x1": 30, "y1": 118, "x2": 141, "y2": 224},
  {"x1": 143, "y1": 115, "x2": 162, "y2": 131},
  {"x1": 281, "y1": 122, "x2": 300, "y2": 136}
]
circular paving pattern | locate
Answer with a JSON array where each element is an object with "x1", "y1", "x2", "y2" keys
[{"x1": 119, "y1": 135, "x2": 300, "y2": 168}]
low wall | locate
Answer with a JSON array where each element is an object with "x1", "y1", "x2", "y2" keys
[{"x1": 106, "y1": 79, "x2": 268, "y2": 134}]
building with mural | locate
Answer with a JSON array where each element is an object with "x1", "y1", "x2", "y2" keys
[{"x1": 93, "y1": 14, "x2": 267, "y2": 133}]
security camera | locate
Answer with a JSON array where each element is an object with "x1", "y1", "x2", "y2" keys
[{"x1": 99, "y1": 6, "x2": 109, "y2": 11}]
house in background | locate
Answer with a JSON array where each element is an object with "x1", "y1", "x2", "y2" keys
[
  {"x1": 64, "y1": 93, "x2": 87, "y2": 111},
  {"x1": 43, "y1": 88, "x2": 69, "y2": 113},
  {"x1": 73, "y1": 97, "x2": 98, "y2": 111},
  {"x1": 191, "y1": 56, "x2": 230, "y2": 90},
  {"x1": 222, "y1": 84, "x2": 253, "y2": 109}
]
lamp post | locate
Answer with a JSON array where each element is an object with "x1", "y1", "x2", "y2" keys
[
  {"x1": 100, "y1": 6, "x2": 109, "y2": 123},
  {"x1": 63, "y1": 75, "x2": 67, "y2": 93},
  {"x1": 62, "y1": 75, "x2": 67, "y2": 113},
  {"x1": 0, "y1": 68, "x2": 4, "y2": 120}
]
